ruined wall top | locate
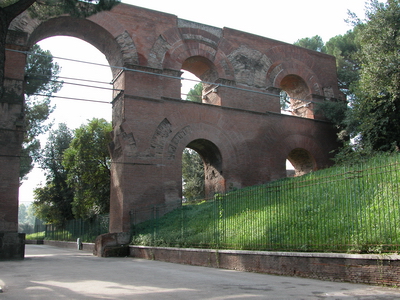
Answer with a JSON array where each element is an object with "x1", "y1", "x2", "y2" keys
[{"x1": 8, "y1": 3, "x2": 342, "y2": 109}]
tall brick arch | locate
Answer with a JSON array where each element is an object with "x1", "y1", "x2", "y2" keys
[{"x1": 1, "y1": 3, "x2": 341, "y2": 245}]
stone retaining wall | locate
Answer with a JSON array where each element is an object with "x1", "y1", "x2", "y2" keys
[
  {"x1": 130, "y1": 246, "x2": 400, "y2": 286},
  {"x1": 42, "y1": 240, "x2": 95, "y2": 252},
  {"x1": 32, "y1": 241, "x2": 400, "y2": 286}
]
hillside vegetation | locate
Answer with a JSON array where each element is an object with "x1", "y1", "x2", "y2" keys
[{"x1": 132, "y1": 154, "x2": 400, "y2": 253}]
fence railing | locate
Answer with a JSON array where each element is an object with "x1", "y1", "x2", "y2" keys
[
  {"x1": 26, "y1": 214, "x2": 110, "y2": 243},
  {"x1": 45, "y1": 214, "x2": 109, "y2": 242},
  {"x1": 131, "y1": 154, "x2": 400, "y2": 253}
]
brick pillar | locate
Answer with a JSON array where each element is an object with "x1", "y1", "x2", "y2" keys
[
  {"x1": 109, "y1": 67, "x2": 182, "y2": 233},
  {"x1": 0, "y1": 34, "x2": 27, "y2": 259}
]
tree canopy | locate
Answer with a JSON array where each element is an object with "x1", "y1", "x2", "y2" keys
[
  {"x1": 294, "y1": 35, "x2": 325, "y2": 52},
  {"x1": 350, "y1": 0, "x2": 400, "y2": 152},
  {"x1": 182, "y1": 148, "x2": 204, "y2": 201},
  {"x1": 185, "y1": 82, "x2": 203, "y2": 103},
  {"x1": 62, "y1": 118, "x2": 112, "y2": 219},
  {"x1": 33, "y1": 123, "x2": 74, "y2": 225},
  {"x1": 20, "y1": 44, "x2": 62, "y2": 180},
  {"x1": 325, "y1": 29, "x2": 361, "y2": 97},
  {"x1": 296, "y1": 0, "x2": 400, "y2": 160},
  {"x1": 33, "y1": 119, "x2": 112, "y2": 223}
]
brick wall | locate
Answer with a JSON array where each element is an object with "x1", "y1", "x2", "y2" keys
[{"x1": 130, "y1": 246, "x2": 400, "y2": 286}]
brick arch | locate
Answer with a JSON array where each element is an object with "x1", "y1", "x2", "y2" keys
[
  {"x1": 181, "y1": 56, "x2": 217, "y2": 81},
  {"x1": 273, "y1": 134, "x2": 329, "y2": 174},
  {"x1": 266, "y1": 45, "x2": 318, "y2": 70},
  {"x1": 266, "y1": 55, "x2": 322, "y2": 118},
  {"x1": 163, "y1": 110, "x2": 247, "y2": 169},
  {"x1": 287, "y1": 148, "x2": 317, "y2": 176},
  {"x1": 186, "y1": 139, "x2": 224, "y2": 198},
  {"x1": 10, "y1": 12, "x2": 137, "y2": 76},
  {"x1": 155, "y1": 118, "x2": 249, "y2": 203},
  {"x1": 266, "y1": 45, "x2": 322, "y2": 95},
  {"x1": 267, "y1": 60, "x2": 321, "y2": 96},
  {"x1": 148, "y1": 25, "x2": 234, "y2": 81}
]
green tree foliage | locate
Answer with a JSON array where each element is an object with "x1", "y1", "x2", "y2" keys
[
  {"x1": 314, "y1": 30, "x2": 359, "y2": 140},
  {"x1": 18, "y1": 203, "x2": 27, "y2": 224},
  {"x1": 313, "y1": 0, "x2": 400, "y2": 161},
  {"x1": 280, "y1": 91, "x2": 290, "y2": 111},
  {"x1": 294, "y1": 35, "x2": 326, "y2": 52},
  {"x1": 325, "y1": 29, "x2": 361, "y2": 97},
  {"x1": 62, "y1": 118, "x2": 112, "y2": 219},
  {"x1": 348, "y1": 0, "x2": 400, "y2": 152},
  {"x1": 294, "y1": 33, "x2": 356, "y2": 138},
  {"x1": 186, "y1": 82, "x2": 203, "y2": 103},
  {"x1": 24, "y1": 44, "x2": 62, "y2": 97},
  {"x1": 296, "y1": 31, "x2": 361, "y2": 98},
  {"x1": 182, "y1": 148, "x2": 205, "y2": 201},
  {"x1": 294, "y1": 33, "x2": 355, "y2": 140},
  {"x1": 20, "y1": 44, "x2": 62, "y2": 180},
  {"x1": 33, "y1": 123, "x2": 74, "y2": 225},
  {"x1": 18, "y1": 203, "x2": 36, "y2": 224}
]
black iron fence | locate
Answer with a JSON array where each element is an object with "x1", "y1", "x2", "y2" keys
[
  {"x1": 24, "y1": 215, "x2": 109, "y2": 243},
  {"x1": 132, "y1": 154, "x2": 400, "y2": 253}
]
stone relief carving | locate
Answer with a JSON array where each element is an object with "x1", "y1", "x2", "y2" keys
[
  {"x1": 228, "y1": 45, "x2": 272, "y2": 88},
  {"x1": 150, "y1": 118, "x2": 172, "y2": 158},
  {"x1": 167, "y1": 126, "x2": 192, "y2": 160},
  {"x1": 111, "y1": 119, "x2": 174, "y2": 159},
  {"x1": 148, "y1": 35, "x2": 172, "y2": 69},
  {"x1": 323, "y1": 87, "x2": 334, "y2": 100},
  {"x1": 115, "y1": 30, "x2": 139, "y2": 65},
  {"x1": 120, "y1": 125, "x2": 137, "y2": 158}
]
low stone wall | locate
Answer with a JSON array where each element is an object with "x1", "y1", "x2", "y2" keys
[
  {"x1": 130, "y1": 246, "x2": 400, "y2": 286},
  {"x1": 25, "y1": 239, "x2": 43, "y2": 244},
  {"x1": 43, "y1": 240, "x2": 95, "y2": 252}
]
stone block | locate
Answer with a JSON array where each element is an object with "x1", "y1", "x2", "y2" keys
[
  {"x1": 0, "y1": 232, "x2": 25, "y2": 260},
  {"x1": 103, "y1": 245, "x2": 130, "y2": 257},
  {"x1": 93, "y1": 232, "x2": 130, "y2": 257}
]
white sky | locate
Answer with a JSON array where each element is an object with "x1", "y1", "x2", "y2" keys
[{"x1": 18, "y1": 0, "x2": 370, "y2": 204}]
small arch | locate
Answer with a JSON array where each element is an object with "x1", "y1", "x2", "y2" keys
[
  {"x1": 182, "y1": 148, "x2": 205, "y2": 202},
  {"x1": 181, "y1": 71, "x2": 202, "y2": 102},
  {"x1": 280, "y1": 75, "x2": 313, "y2": 118},
  {"x1": 156, "y1": 26, "x2": 235, "y2": 82},
  {"x1": 186, "y1": 139, "x2": 224, "y2": 198},
  {"x1": 287, "y1": 148, "x2": 316, "y2": 177},
  {"x1": 286, "y1": 159, "x2": 295, "y2": 177},
  {"x1": 280, "y1": 90, "x2": 291, "y2": 115},
  {"x1": 182, "y1": 56, "x2": 219, "y2": 82},
  {"x1": 182, "y1": 56, "x2": 220, "y2": 105}
]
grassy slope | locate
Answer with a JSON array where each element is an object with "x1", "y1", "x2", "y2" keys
[{"x1": 133, "y1": 154, "x2": 400, "y2": 253}]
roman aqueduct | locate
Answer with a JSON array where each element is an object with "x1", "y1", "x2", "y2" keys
[{"x1": 1, "y1": 3, "x2": 342, "y2": 257}]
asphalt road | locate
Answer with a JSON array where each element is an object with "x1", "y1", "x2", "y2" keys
[{"x1": 0, "y1": 245, "x2": 400, "y2": 299}]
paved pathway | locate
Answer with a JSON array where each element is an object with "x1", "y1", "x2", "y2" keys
[{"x1": 1, "y1": 245, "x2": 400, "y2": 299}]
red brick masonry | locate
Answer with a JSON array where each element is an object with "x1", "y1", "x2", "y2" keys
[
  {"x1": 130, "y1": 246, "x2": 400, "y2": 286},
  {"x1": 6, "y1": 3, "x2": 342, "y2": 237},
  {"x1": 41, "y1": 240, "x2": 400, "y2": 286}
]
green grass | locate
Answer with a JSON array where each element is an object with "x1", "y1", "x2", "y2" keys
[
  {"x1": 132, "y1": 154, "x2": 400, "y2": 253},
  {"x1": 26, "y1": 231, "x2": 45, "y2": 240}
]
